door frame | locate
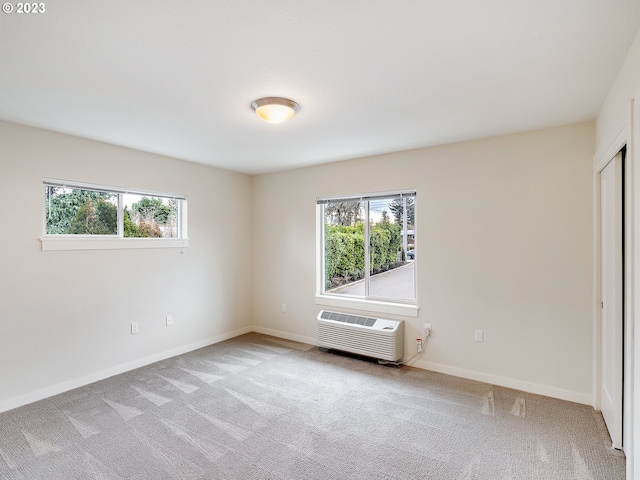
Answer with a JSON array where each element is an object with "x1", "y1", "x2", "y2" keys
[{"x1": 593, "y1": 97, "x2": 635, "y2": 469}]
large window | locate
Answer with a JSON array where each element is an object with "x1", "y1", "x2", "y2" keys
[
  {"x1": 42, "y1": 179, "x2": 188, "y2": 250},
  {"x1": 318, "y1": 190, "x2": 416, "y2": 306}
]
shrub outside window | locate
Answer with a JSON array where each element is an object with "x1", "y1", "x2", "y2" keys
[{"x1": 318, "y1": 190, "x2": 416, "y2": 304}]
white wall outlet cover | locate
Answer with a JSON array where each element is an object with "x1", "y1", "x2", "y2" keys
[
  {"x1": 166, "y1": 315, "x2": 173, "y2": 326},
  {"x1": 131, "y1": 322, "x2": 139, "y2": 334}
]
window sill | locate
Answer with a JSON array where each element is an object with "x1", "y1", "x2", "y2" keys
[
  {"x1": 315, "y1": 295, "x2": 418, "y2": 318},
  {"x1": 41, "y1": 237, "x2": 190, "y2": 251}
]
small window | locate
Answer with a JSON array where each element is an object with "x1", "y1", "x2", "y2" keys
[
  {"x1": 42, "y1": 179, "x2": 187, "y2": 250},
  {"x1": 318, "y1": 190, "x2": 416, "y2": 305}
]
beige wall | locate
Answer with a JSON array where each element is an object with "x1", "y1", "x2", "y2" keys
[
  {"x1": 252, "y1": 122, "x2": 595, "y2": 403},
  {"x1": 0, "y1": 119, "x2": 596, "y2": 410},
  {"x1": 0, "y1": 121, "x2": 253, "y2": 410},
  {"x1": 596, "y1": 29, "x2": 640, "y2": 160}
]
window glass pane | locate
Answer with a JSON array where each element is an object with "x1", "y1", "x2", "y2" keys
[
  {"x1": 123, "y1": 194, "x2": 178, "y2": 238},
  {"x1": 45, "y1": 185, "x2": 117, "y2": 235},
  {"x1": 323, "y1": 200, "x2": 365, "y2": 296},
  {"x1": 368, "y1": 197, "x2": 415, "y2": 300},
  {"x1": 322, "y1": 194, "x2": 416, "y2": 303}
]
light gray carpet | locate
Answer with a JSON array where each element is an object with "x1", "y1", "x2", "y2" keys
[{"x1": 0, "y1": 333, "x2": 625, "y2": 479}]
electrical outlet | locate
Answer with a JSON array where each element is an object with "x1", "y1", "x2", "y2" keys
[
  {"x1": 424, "y1": 323, "x2": 432, "y2": 337},
  {"x1": 166, "y1": 315, "x2": 173, "y2": 326},
  {"x1": 281, "y1": 304, "x2": 287, "y2": 313},
  {"x1": 131, "y1": 322, "x2": 139, "y2": 334},
  {"x1": 474, "y1": 329, "x2": 483, "y2": 342}
]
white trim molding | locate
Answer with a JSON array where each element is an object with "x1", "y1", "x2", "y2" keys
[
  {"x1": 315, "y1": 295, "x2": 419, "y2": 318},
  {"x1": 41, "y1": 237, "x2": 190, "y2": 251},
  {"x1": 411, "y1": 359, "x2": 592, "y2": 405}
]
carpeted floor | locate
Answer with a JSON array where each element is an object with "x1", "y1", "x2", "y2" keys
[{"x1": 0, "y1": 333, "x2": 625, "y2": 479}]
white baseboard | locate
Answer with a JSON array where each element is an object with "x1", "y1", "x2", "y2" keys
[
  {"x1": 0, "y1": 326, "x2": 252, "y2": 414},
  {"x1": 251, "y1": 326, "x2": 316, "y2": 347},
  {"x1": 409, "y1": 358, "x2": 592, "y2": 406},
  {"x1": 0, "y1": 325, "x2": 592, "y2": 413},
  {"x1": 252, "y1": 327, "x2": 592, "y2": 405},
  {"x1": 251, "y1": 327, "x2": 592, "y2": 405}
]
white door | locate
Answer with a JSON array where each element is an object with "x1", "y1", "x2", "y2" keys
[{"x1": 600, "y1": 152, "x2": 623, "y2": 449}]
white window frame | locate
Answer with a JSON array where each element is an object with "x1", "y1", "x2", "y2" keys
[
  {"x1": 41, "y1": 178, "x2": 189, "y2": 251},
  {"x1": 315, "y1": 190, "x2": 418, "y2": 318}
]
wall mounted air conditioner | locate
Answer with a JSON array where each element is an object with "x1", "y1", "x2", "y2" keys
[{"x1": 316, "y1": 310, "x2": 404, "y2": 362}]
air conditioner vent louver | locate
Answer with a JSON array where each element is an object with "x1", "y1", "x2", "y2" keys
[
  {"x1": 317, "y1": 310, "x2": 404, "y2": 362},
  {"x1": 319, "y1": 310, "x2": 377, "y2": 327}
]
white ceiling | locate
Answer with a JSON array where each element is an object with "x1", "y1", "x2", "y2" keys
[{"x1": 1, "y1": 1, "x2": 640, "y2": 174}]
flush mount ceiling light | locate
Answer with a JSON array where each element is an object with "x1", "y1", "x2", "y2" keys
[{"x1": 251, "y1": 97, "x2": 299, "y2": 124}]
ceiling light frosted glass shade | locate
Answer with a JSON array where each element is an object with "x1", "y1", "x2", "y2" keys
[{"x1": 251, "y1": 97, "x2": 299, "y2": 123}]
